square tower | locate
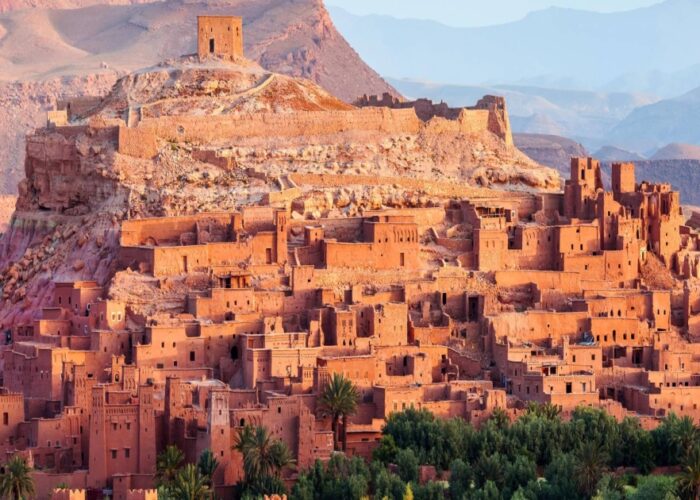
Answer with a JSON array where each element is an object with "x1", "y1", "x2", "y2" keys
[
  {"x1": 197, "y1": 16, "x2": 243, "y2": 60},
  {"x1": 611, "y1": 162, "x2": 636, "y2": 195}
]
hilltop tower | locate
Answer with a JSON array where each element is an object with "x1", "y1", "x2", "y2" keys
[{"x1": 197, "y1": 16, "x2": 243, "y2": 60}]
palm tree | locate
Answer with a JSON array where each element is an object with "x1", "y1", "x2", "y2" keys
[
  {"x1": 156, "y1": 445, "x2": 185, "y2": 487},
  {"x1": 233, "y1": 425, "x2": 292, "y2": 488},
  {"x1": 489, "y1": 407, "x2": 510, "y2": 430},
  {"x1": 197, "y1": 449, "x2": 219, "y2": 487},
  {"x1": 0, "y1": 456, "x2": 35, "y2": 500},
  {"x1": 170, "y1": 464, "x2": 211, "y2": 500},
  {"x1": 673, "y1": 415, "x2": 700, "y2": 460},
  {"x1": 574, "y1": 441, "x2": 609, "y2": 497},
  {"x1": 526, "y1": 402, "x2": 561, "y2": 420},
  {"x1": 318, "y1": 373, "x2": 359, "y2": 451},
  {"x1": 679, "y1": 446, "x2": 700, "y2": 500}
]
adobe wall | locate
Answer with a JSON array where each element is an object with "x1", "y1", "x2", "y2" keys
[
  {"x1": 120, "y1": 213, "x2": 232, "y2": 246},
  {"x1": 137, "y1": 108, "x2": 422, "y2": 144},
  {"x1": 324, "y1": 241, "x2": 417, "y2": 270},
  {"x1": 0, "y1": 392, "x2": 24, "y2": 444},
  {"x1": 488, "y1": 311, "x2": 590, "y2": 346},
  {"x1": 117, "y1": 127, "x2": 158, "y2": 160},
  {"x1": 422, "y1": 110, "x2": 490, "y2": 136},
  {"x1": 495, "y1": 270, "x2": 581, "y2": 294},
  {"x1": 36, "y1": 471, "x2": 88, "y2": 500},
  {"x1": 51, "y1": 489, "x2": 86, "y2": 500},
  {"x1": 355, "y1": 94, "x2": 513, "y2": 145}
]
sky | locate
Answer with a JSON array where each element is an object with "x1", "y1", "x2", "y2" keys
[{"x1": 324, "y1": 0, "x2": 666, "y2": 27}]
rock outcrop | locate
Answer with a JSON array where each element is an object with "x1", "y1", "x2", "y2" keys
[{"x1": 514, "y1": 133, "x2": 588, "y2": 175}]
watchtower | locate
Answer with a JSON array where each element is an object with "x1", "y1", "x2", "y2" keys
[
  {"x1": 197, "y1": 16, "x2": 243, "y2": 60},
  {"x1": 611, "y1": 162, "x2": 636, "y2": 195}
]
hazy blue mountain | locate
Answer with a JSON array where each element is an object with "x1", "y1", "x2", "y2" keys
[
  {"x1": 651, "y1": 143, "x2": 700, "y2": 160},
  {"x1": 593, "y1": 146, "x2": 646, "y2": 162},
  {"x1": 330, "y1": 0, "x2": 700, "y2": 98},
  {"x1": 609, "y1": 87, "x2": 700, "y2": 152}
]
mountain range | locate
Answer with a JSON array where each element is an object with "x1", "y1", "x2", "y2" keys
[{"x1": 330, "y1": 0, "x2": 700, "y2": 97}]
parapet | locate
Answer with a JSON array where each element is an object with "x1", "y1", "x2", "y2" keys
[
  {"x1": 355, "y1": 93, "x2": 513, "y2": 145},
  {"x1": 51, "y1": 489, "x2": 86, "y2": 500},
  {"x1": 126, "y1": 489, "x2": 158, "y2": 500}
]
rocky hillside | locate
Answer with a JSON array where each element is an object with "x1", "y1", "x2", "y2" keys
[
  {"x1": 0, "y1": 0, "x2": 397, "y2": 196},
  {"x1": 0, "y1": 0, "x2": 146, "y2": 11},
  {"x1": 514, "y1": 133, "x2": 588, "y2": 174},
  {"x1": 0, "y1": 56, "x2": 557, "y2": 326}
]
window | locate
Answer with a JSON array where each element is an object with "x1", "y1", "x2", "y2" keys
[
  {"x1": 190, "y1": 351, "x2": 195, "y2": 362},
  {"x1": 566, "y1": 382, "x2": 572, "y2": 394},
  {"x1": 111, "y1": 450, "x2": 117, "y2": 459},
  {"x1": 2, "y1": 413, "x2": 7, "y2": 426},
  {"x1": 124, "y1": 448, "x2": 130, "y2": 458}
]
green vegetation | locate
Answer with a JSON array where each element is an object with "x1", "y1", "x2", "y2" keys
[
  {"x1": 0, "y1": 456, "x2": 35, "y2": 500},
  {"x1": 170, "y1": 464, "x2": 211, "y2": 500},
  {"x1": 155, "y1": 446, "x2": 216, "y2": 499},
  {"x1": 290, "y1": 405, "x2": 700, "y2": 500},
  {"x1": 233, "y1": 424, "x2": 293, "y2": 498},
  {"x1": 319, "y1": 373, "x2": 360, "y2": 451}
]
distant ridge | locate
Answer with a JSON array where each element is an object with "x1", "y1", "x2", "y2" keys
[
  {"x1": 651, "y1": 143, "x2": 700, "y2": 160},
  {"x1": 593, "y1": 145, "x2": 646, "y2": 162}
]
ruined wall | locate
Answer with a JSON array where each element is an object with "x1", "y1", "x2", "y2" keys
[
  {"x1": 138, "y1": 108, "x2": 422, "y2": 144},
  {"x1": 495, "y1": 270, "x2": 581, "y2": 294},
  {"x1": 355, "y1": 94, "x2": 513, "y2": 145},
  {"x1": 117, "y1": 127, "x2": 158, "y2": 160}
]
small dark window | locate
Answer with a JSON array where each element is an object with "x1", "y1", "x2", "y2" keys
[{"x1": 209, "y1": 38, "x2": 215, "y2": 53}]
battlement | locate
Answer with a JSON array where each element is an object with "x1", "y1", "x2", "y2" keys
[
  {"x1": 355, "y1": 93, "x2": 513, "y2": 145},
  {"x1": 51, "y1": 489, "x2": 86, "y2": 500}
]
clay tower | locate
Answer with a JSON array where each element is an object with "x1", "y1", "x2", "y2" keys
[{"x1": 197, "y1": 15, "x2": 243, "y2": 60}]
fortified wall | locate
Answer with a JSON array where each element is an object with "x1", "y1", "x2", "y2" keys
[
  {"x1": 355, "y1": 93, "x2": 513, "y2": 146},
  {"x1": 117, "y1": 102, "x2": 513, "y2": 160}
]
